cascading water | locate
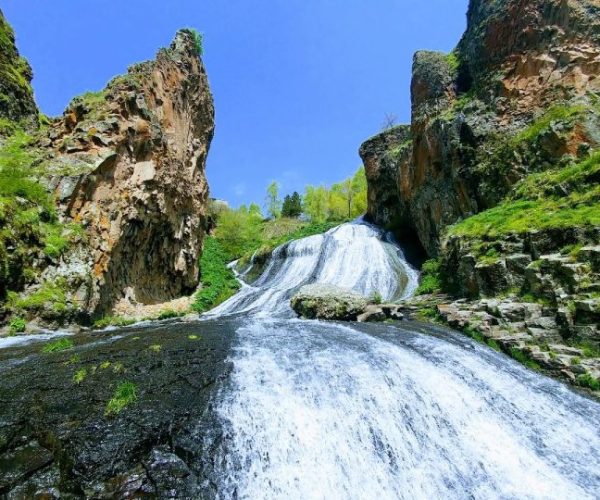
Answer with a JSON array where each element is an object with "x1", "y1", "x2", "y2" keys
[
  {"x1": 203, "y1": 219, "x2": 600, "y2": 499},
  {"x1": 207, "y1": 219, "x2": 419, "y2": 318}
]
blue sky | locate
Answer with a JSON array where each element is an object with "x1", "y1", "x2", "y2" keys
[{"x1": 4, "y1": 1, "x2": 467, "y2": 208}]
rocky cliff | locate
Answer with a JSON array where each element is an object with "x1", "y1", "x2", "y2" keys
[
  {"x1": 0, "y1": 20, "x2": 214, "y2": 326},
  {"x1": 361, "y1": 0, "x2": 600, "y2": 256},
  {"x1": 361, "y1": 0, "x2": 600, "y2": 393},
  {"x1": 0, "y1": 9, "x2": 38, "y2": 129}
]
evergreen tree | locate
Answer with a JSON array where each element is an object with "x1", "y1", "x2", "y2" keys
[
  {"x1": 281, "y1": 194, "x2": 292, "y2": 217},
  {"x1": 290, "y1": 191, "x2": 302, "y2": 217}
]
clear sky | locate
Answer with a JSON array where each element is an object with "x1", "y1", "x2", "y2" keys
[{"x1": 3, "y1": 1, "x2": 468, "y2": 208}]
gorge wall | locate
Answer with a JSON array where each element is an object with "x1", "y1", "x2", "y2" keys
[
  {"x1": 360, "y1": 0, "x2": 600, "y2": 392},
  {"x1": 0, "y1": 12, "x2": 214, "y2": 325},
  {"x1": 361, "y1": 0, "x2": 600, "y2": 257}
]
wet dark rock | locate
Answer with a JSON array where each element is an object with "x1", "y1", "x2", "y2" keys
[{"x1": 0, "y1": 319, "x2": 235, "y2": 497}]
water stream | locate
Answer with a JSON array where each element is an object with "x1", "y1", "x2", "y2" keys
[{"x1": 202, "y1": 220, "x2": 600, "y2": 499}]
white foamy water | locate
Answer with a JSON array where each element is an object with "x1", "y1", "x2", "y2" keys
[
  {"x1": 0, "y1": 330, "x2": 72, "y2": 350},
  {"x1": 207, "y1": 320, "x2": 600, "y2": 499},
  {"x1": 207, "y1": 219, "x2": 418, "y2": 318},
  {"x1": 202, "y1": 220, "x2": 600, "y2": 499}
]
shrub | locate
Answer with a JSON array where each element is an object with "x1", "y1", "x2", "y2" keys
[
  {"x1": 186, "y1": 28, "x2": 203, "y2": 56},
  {"x1": 576, "y1": 373, "x2": 600, "y2": 391},
  {"x1": 416, "y1": 259, "x2": 442, "y2": 295},
  {"x1": 157, "y1": 309, "x2": 182, "y2": 320},
  {"x1": 192, "y1": 237, "x2": 240, "y2": 313},
  {"x1": 8, "y1": 316, "x2": 26, "y2": 334},
  {"x1": 105, "y1": 381, "x2": 137, "y2": 416},
  {"x1": 93, "y1": 316, "x2": 136, "y2": 329},
  {"x1": 509, "y1": 347, "x2": 541, "y2": 371},
  {"x1": 41, "y1": 337, "x2": 74, "y2": 353},
  {"x1": 370, "y1": 291, "x2": 383, "y2": 304}
]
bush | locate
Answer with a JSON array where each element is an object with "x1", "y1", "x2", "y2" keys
[
  {"x1": 8, "y1": 316, "x2": 26, "y2": 334},
  {"x1": 509, "y1": 347, "x2": 541, "y2": 371},
  {"x1": 192, "y1": 237, "x2": 240, "y2": 313},
  {"x1": 370, "y1": 291, "x2": 383, "y2": 304},
  {"x1": 416, "y1": 259, "x2": 442, "y2": 295},
  {"x1": 577, "y1": 373, "x2": 600, "y2": 391},
  {"x1": 93, "y1": 316, "x2": 136, "y2": 329},
  {"x1": 186, "y1": 28, "x2": 203, "y2": 56},
  {"x1": 157, "y1": 309, "x2": 183, "y2": 320}
]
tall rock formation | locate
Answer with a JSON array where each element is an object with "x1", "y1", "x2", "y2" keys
[
  {"x1": 0, "y1": 22, "x2": 214, "y2": 324},
  {"x1": 360, "y1": 0, "x2": 600, "y2": 257},
  {"x1": 41, "y1": 30, "x2": 215, "y2": 317},
  {"x1": 0, "y1": 9, "x2": 38, "y2": 128}
]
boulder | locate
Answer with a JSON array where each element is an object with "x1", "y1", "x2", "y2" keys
[{"x1": 290, "y1": 284, "x2": 368, "y2": 321}]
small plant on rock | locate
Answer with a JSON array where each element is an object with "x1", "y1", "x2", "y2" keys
[
  {"x1": 105, "y1": 381, "x2": 137, "y2": 416},
  {"x1": 370, "y1": 291, "x2": 383, "y2": 305},
  {"x1": 8, "y1": 316, "x2": 26, "y2": 335},
  {"x1": 41, "y1": 337, "x2": 74, "y2": 353}
]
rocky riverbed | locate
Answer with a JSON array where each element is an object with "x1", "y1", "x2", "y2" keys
[{"x1": 0, "y1": 318, "x2": 234, "y2": 498}]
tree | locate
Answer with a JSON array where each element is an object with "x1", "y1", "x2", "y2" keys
[
  {"x1": 303, "y1": 185, "x2": 329, "y2": 223},
  {"x1": 281, "y1": 191, "x2": 302, "y2": 218},
  {"x1": 281, "y1": 194, "x2": 292, "y2": 217},
  {"x1": 381, "y1": 113, "x2": 398, "y2": 131},
  {"x1": 290, "y1": 191, "x2": 302, "y2": 217},
  {"x1": 265, "y1": 181, "x2": 282, "y2": 219},
  {"x1": 214, "y1": 206, "x2": 262, "y2": 258}
]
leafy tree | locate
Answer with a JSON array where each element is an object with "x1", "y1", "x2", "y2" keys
[
  {"x1": 303, "y1": 185, "x2": 329, "y2": 223},
  {"x1": 214, "y1": 206, "x2": 262, "y2": 258},
  {"x1": 265, "y1": 181, "x2": 282, "y2": 219}
]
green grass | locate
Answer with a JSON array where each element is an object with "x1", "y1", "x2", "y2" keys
[
  {"x1": 509, "y1": 347, "x2": 542, "y2": 371},
  {"x1": 448, "y1": 151, "x2": 600, "y2": 238},
  {"x1": 192, "y1": 237, "x2": 241, "y2": 314},
  {"x1": 93, "y1": 316, "x2": 136, "y2": 329},
  {"x1": 157, "y1": 309, "x2": 184, "y2": 320},
  {"x1": 416, "y1": 259, "x2": 442, "y2": 295},
  {"x1": 73, "y1": 368, "x2": 87, "y2": 384},
  {"x1": 12, "y1": 280, "x2": 68, "y2": 314},
  {"x1": 41, "y1": 337, "x2": 74, "y2": 353},
  {"x1": 576, "y1": 373, "x2": 600, "y2": 391},
  {"x1": 510, "y1": 104, "x2": 586, "y2": 146},
  {"x1": 105, "y1": 381, "x2": 137, "y2": 416},
  {"x1": 8, "y1": 316, "x2": 26, "y2": 334}
]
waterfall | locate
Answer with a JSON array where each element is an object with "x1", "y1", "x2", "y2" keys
[
  {"x1": 201, "y1": 220, "x2": 600, "y2": 499},
  {"x1": 206, "y1": 219, "x2": 419, "y2": 318}
]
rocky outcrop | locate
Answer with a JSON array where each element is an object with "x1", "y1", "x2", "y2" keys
[
  {"x1": 0, "y1": 9, "x2": 38, "y2": 129},
  {"x1": 291, "y1": 284, "x2": 368, "y2": 320},
  {"x1": 360, "y1": 0, "x2": 600, "y2": 256},
  {"x1": 31, "y1": 30, "x2": 214, "y2": 319}
]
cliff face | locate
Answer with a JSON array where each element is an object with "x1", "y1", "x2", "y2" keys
[
  {"x1": 1, "y1": 25, "x2": 214, "y2": 325},
  {"x1": 361, "y1": 0, "x2": 600, "y2": 256},
  {"x1": 0, "y1": 9, "x2": 38, "y2": 128},
  {"x1": 40, "y1": 31, "x2": 215, "y2": 317}
]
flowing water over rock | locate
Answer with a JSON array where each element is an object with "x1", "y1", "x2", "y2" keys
[
  {"x1": 208, "y1": 220, "x2": 419, "y2": 317},
  {"x1": 202, "y1": 219, "x2": 600, "y2": 499},
  {"x1": 1, "y1": 219, "x2": 599, "y2": 498}
]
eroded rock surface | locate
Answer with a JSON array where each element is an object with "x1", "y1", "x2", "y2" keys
[
  {"x1": 360, "y1": 0, "x2": 600, "y2": 256},
  {"x1": 12, "y1": 29, "x2": 215, "y2": 323},
  {"x1": 0, "y1": 319, "x2": 233, "y2": 498}
]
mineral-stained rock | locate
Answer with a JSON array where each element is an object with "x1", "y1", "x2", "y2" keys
[
  {"x1": 360, "y1": 0, "x2": 600, "y2": 256},
  {"x1": 290, "y1": 284, "x2": 368, "y2": 321},
  {"x1": 32, "y1": 29, "x2": 215, "y2": 319}
]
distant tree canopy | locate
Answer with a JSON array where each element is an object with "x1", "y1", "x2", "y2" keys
[
  {"x1": 303, "y1": 166, "x2": 367, "y2": 223},
  {"x1": 281, "y1": 191, "x2": 302, "y2": 218},
  {"x1": 212, "y1": 166, "x2": 368, "y2": 256}
]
